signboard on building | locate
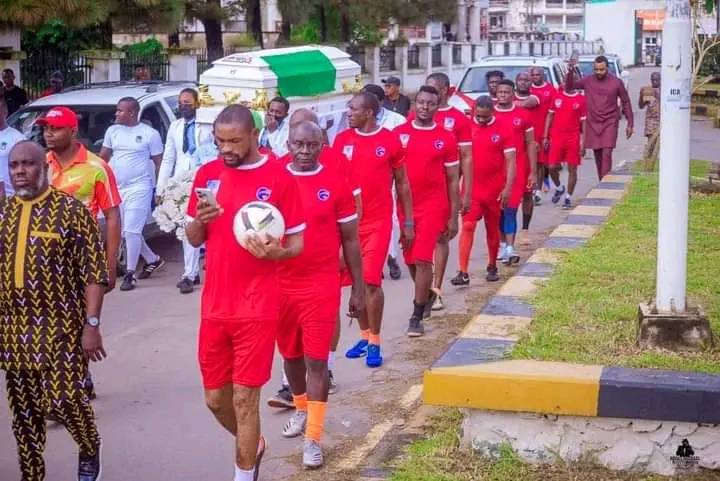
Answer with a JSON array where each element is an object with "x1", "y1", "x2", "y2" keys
[{"x1": 636, "y1": 9, "x2": 666, "y2": 31}]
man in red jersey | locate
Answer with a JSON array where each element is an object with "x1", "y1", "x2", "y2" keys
[
  {"x1": 334, "y1": 92, "x2": 414, "y2": 368},
  {"x1": 530, "y1": 66, "x2": 557, "y2": 198},
  {"x1": 395, "y1": 85, "x2": 460, "y2": 337},
  {"x1": 513, "y1": 71, "x2": 541, "y2": 246},
  {"x1": 410, "y1": 72, "x2": 472, "y2": 314},
  {"x1": 452, "y1": 95, "x2": 516, "y2": 286},
  {"x1": 278, "y1": 121, "x2": 364, "y2": 469},
  {"x1": 494, "y1": 79, "x2": 537, "y2": 265},
  {"x1": 544, "y1": 84, "x2": 587, "y2": 210},
  {"x1": 185, "y1": 105, "x2": 306, "y2": 481}
]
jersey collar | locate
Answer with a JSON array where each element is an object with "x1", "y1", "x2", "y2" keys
[
  {"x1": 354, "y1": 126, "x2": 383, "y2": 137},
  {"x1": 494, "y1": 104, "x2": 516, "y2": 113},
  {"x1": 533, "y1": 82, "x2": 549, "y2": 89},
  {"x1": 411, "y1": 120, "x2": 437, "y2": 130},
  {"x1": 472, "y1": 116, "x2": 496, "y2": 126},
  {"x1": 563, "y1": 90, "x2": 580, "y2": 97},
  {"x1": 46, "y1": 142, "x2": 89, "y2": 173},
  {"x1": 286, "y1": 163, "x2": 323, "y2": 176},
  {"x1": 235, "y1": 154, "x2": 269, "y2": 170}
]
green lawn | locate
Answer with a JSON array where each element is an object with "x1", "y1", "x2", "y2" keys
[{"x1": 511, "y1": 161, "x2": 720, "y2": 374}]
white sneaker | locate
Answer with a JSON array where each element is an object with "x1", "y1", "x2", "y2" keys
[
  {"x1": 497, "y1": 243, "x2": 507, "y2": 261},
  {"x1": 303, "y1": 439, "x2": 324, "y2": 469},
  {"x1": 506, "y1": 245, "x2": 520, "y2": 265},
  {"x1": 282, "y1": 411, "x2": 307, "y2": 438}
]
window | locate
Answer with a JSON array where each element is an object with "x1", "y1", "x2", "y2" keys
[
  {"x1": 164, "y1": 95, "x2": 180, "y2": 119},
  {"x1": 140, "y1": 102, "x2": 170, "y2": 142},
  {"x1": 490, "y1": 15, "x2": 505, "y2": 28},
  {"x1": 459, "y1": 65, "x2": 553, "y2": 93}
]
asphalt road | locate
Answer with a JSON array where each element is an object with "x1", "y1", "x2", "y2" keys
[{"x1": 0, "y1": 67, "x2": 681, "y2": 481}]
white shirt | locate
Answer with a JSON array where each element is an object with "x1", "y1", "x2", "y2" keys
[
  {"x1": 157, "y1": 117, "x2": 214, "y2": 192},
  {"x1": 103, "y1": 123, "x2": 163, "y2": 191},
  {"x1": 377, "y1": 108, "x2": 406, "y2": 131},
  {"x1": 0, "y1": 126, "x2": 26, "y2": 196},
  {"x1": 258, "y1": 119, "x2": 289, "y2": 157}
]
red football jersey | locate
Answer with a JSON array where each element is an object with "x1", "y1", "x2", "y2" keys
[
  {"x1": 395, "y1": 121, "x2": 459, "y2": 217},
  {"x1": 279, "y1": 146, "x2": 360, "y2": 196},
  {"x1": 470, "y1": 116, "x2": 516, "y2": 199},
  {"x1": 515, "y1": 93, "x2": 545, "y2": 143},
  {"x1": 332, "y1": 127, "x2": 404, "y2": 226},
  {"x1": 279, "y1": 163, "x2": 357, "y2": 281},
  {"x1": 531, "y1": 82, "x2": 558, "y2": 120},
  {"x1": 494, "y1": 104, "x2": 533, "y2": 167},
  {"x1": 408, "y1": 105, "x2": 472, "y2": 146},
  {"x1": 187, "y1": 155, "x2": 305, "y2": 323},
  {"x1": 549, "y1": 91, "x2": 587, "y2": 135}
]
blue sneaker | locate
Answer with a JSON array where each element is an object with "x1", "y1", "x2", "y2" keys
[
  {"x1": 552, "y1": 186, "x2": 566, "y2": 204},
  {"x1": 345, "y1": 339, "x2": 369, "y2": 358},
  {"x1": 366, "y1": 344, "x2": 383, "y2": 368}
]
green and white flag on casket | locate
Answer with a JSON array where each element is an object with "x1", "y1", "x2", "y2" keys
[{"x1": 260, "y1": 49, "x2": 337, "y2": 98}]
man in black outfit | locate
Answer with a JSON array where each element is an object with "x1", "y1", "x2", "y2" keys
[
  {"x1": 2, "y1": 69, "x2": 29, "y2": 115},
  {"x1": 382, "y1": 76, "x2": 411, "y2": 117}
]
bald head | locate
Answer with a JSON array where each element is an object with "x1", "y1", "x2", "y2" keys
[
  {"x1": 9, "y1": 141, "x2": 49, "y2": 200},
  {"x1": 289, "y1": 108, "x2": 319, "y2": 128},
  {"x1": 530, "y1": 66, "x2": 545, "y2": 86},
  {"x1": 288, "y1": 121, "x2": 323, "y2": 171},
  {"x1": 215, "y1": 104, "x2": 256, "y2": 132}
]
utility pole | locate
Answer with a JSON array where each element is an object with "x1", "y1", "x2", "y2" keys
[{"x1": 655, "y1": 0, "x2": 692, "y2": 313}]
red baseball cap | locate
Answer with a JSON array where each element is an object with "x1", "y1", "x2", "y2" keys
[{"x1": 37, "y1": 106, "x2": 79, "y2": 129}]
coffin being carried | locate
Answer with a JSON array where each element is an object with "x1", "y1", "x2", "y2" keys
[{"x1": 197, "y1": 45, "x2": 362, "y2": 143}]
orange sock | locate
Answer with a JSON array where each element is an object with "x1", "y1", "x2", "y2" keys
[
  {"x1": 306, "y1": 400, "x2": 327, "y2": 442},
  {"x1": 293, "y1": 393, "x2": 308, "y2": 412},
  {"x1": 360, "y1": 329, "x2": 370, "y2": 341},
  {"x1": 369, "y1": 333, "x2": 381, "y2": 346}
]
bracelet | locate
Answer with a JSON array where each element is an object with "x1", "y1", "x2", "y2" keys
[{"x1": 403, "y1": 220, "x2": 415, "y2": 228}]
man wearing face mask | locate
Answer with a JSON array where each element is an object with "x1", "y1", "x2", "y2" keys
[
  {"x1": 258, "y1": 96, "x2": 290, "y2": 157},
  {"x1": 157, "y1": 88, "x2": 214, "y2": 294}
]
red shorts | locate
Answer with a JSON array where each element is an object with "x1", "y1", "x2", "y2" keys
[
  {"x1": 509, "y1": 163, "x2": 529, "y2": 208},
  {"x1": 198, "y1": 318, "x2": 278, "y2": 389},
  {"x1": 463, "y1": 196, "x2": 501, "y2": 222},
  {"x1": 535, "y1": 136, "x2": 548, "y2": 164},
  {"x1": 340, "y1": 267, "x2": 352, "y2": 287},
  {"x1": 359, "y1": 220, "x2": 392, "y2": 286},
  {"x1": 399, "y1": 212, "x2": 447, "y2": 265},
  {"x1": 278, "y1": 280, "x2": 340, "y2": 361},
  {"x1": 549, "y1": 133, "x2": 582, "y2": 166}
]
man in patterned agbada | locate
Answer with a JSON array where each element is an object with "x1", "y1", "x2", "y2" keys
[{"x1": 0, "y1": 141, "x2": 108, "y2": 481}]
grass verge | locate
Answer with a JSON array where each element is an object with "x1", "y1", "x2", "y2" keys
[
  {"x1": 387, "y1": 408, "x2": 718, "y2": 481},
  {"x1": 511, "y1": 160, "x2": 720, "y2": 373}
]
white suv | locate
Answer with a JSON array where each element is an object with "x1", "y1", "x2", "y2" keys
[
  {"x1": 449, "y1": 55, "x2": 578, "y2": 113},
  {"x1": 577, "y1": 54, "x2": 630, "y2": 90}
]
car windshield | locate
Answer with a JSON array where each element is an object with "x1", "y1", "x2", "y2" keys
[
  {"x1": 578, "y1": 61, "x2": 619, "y2": 77},
  {"x1": 459, "y1": 66, "x2": 553, "y2": 93},
  {"x1": 7, "y1": 105, "x2": 117, "y2": 153}
]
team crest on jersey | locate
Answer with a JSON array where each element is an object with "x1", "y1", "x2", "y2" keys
[
  {"x1": 256, "y1": 186, "x2": 272, "y2": 201},
  {"x1": 433, "y1": 139, "x2": 445, "y2": 150},
  {"x1": 399, "y1": 134, "x2": 410, "y2": 148},
  {"x1": 555, "y1": 99, "x2": 563, "y2": 108},
  {"x1": 544, "y1": 90, "x2": 551, "y2": 97},
  {"x1": 572, "y1": 102, "x2": 580, "y2": 110},
  {"x1": 0, "y1": 142, "x2": 6, "y2": 151},
  {"x1": 513, "y1": 117, "x2": 522, "y2": 126},
  {"x1": 443, "y1": 117, "x2": 455, "y2": 131},
  {"x1": 317, "y1": 188, "x2": 330, "y2": 201},
  {"x1": 206, "y1": 179, "x2": 221, "y2": 194},
  {"x1": 375, "y1": 146, "x2": 386, "y2": 157},
  {"x1": 135, "y1": 135, "x2": 143, "y2": 143},
  {"x1": 490, "y1": 134, "x2": 501, "y2": 143},
  {"x1": 342, "y1": 145, "x2": 354, "y2": 160}
]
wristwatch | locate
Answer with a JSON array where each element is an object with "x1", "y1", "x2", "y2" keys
[{"x1": 86, "y1": 316, "x2": 100, "y2": 327}]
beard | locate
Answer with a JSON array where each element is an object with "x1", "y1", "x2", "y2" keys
[{"x1": 15, "y1": 177, "x2": 48, "y2": 200}]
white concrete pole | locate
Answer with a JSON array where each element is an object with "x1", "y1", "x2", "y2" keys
[{"x1": 655, "y1": 0, "x2": 692, "y2": 313}]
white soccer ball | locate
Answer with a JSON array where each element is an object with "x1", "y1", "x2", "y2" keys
[{"x1": 233, "y1": 201, "x2": 286, "y2": 249}]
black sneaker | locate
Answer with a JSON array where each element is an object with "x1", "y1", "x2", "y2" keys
[
  {"x1": 552, "y1": 186, "x2": 566, "y2": 204},
  {"x1": 177, "y1": 277, "x2": 194, "y2": 294},
  {"x1": 193, "y1": 275, "x2": 201, "y2": 285},
  {"x1": 423, "y1": 290, "x2": 437, "y2": 320},
  {"x1": 406, "y1": 316, "x2": 425, "y2": 338},
  {"x1": 267, "y1": 385, "x2": 294, "y2": 409},
  {"x1": 451, "y1": 271, "x2": 470, "y2": 286},
  {"x1": 119, "y1": 272, "x2": 136, "y2": 291},
  {"x1": 387, "y1": 256, "x2": 401, "y2": 280},
  {"x1": 78, "y1": 442, "x2": 102, "y2": 481},
  {"x1": 486, "y1": 266, "x2": 500, "y2": 282},
  {"x1": 563, "y1": 198, "x2": 572, "y2": 210},
  {"x1": 138, "y1": 258, "x2": 165, "y2": 280}
]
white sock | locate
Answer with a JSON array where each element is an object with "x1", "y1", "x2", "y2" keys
[
  {"x1": 565, "y1": 192, "x2": 571, "y2": 200},
  {"x1": 234, "y1": 465, "x2": 255, "y2": 481},
  {"x1": 282, "y1": 371, "x2": 289, "y2": 387},
  {"x1": 328, "y1": 351, "x2": 335, "y2": 371}
]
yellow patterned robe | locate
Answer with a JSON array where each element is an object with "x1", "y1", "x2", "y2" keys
[{"x1": 0, "y1": 188, "x2": 108, "y2": 374}]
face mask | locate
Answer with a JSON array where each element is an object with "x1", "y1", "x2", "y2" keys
[{"x1": 179, "y1": 105, "x2": 196, "y2": 120}]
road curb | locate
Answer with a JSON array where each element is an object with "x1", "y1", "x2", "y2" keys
[{"x1": 423, "y1": 166, "x2": 720, "y2": 424}]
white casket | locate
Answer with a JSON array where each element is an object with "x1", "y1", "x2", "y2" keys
[{"x1": 197, "y1": 45, "x2": 362, "y2": 142}]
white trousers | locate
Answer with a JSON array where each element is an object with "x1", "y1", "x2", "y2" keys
[
  {"x1": 388, "y1": 185, "x2": 400, "y2": 259},
  {"x1": 119, "y1": 187, "x2": 159, "y2": 272},
  {"x1": 182, "y1": 238, "x2": 200, "y2": 279}
]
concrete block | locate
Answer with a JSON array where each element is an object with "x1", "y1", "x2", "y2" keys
[
  {"x1": 460, "y1": 314, "x2": 532, "y2": 340},
  {"x1": 497, "y1": 275, "x2": 543, "y2": 297},
  {"x1": 550, "y1": 224, "x2": 599, "y2": 238},
  {"x1": 586, "y1": 188, "x2": 625, "y2": 200}
]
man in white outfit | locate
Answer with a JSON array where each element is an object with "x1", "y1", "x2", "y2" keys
[
  {"x1": 101, "y1": 97, "x2": 165, "y2": 292},
  {"x1": 258, "y1": 96, "x2": 290, "y2": 157},
  {"x1": 0, "y1": 97, "x2": 26, "y2": 200},
  {"x1": 157, "y1": 88, "x2": 213, "y2": 294},
  {"x1": 360, "y1": 84, "x2": 406, "y2": 280}
]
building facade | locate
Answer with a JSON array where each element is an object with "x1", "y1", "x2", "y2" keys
[{"x1": 487, "y1": 0, "x2": 585, "y2": 39}]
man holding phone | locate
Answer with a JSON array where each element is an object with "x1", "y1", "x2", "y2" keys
[
  {"x1": 258, "y1": 96, "x2": 290, "y2": 156},
  {"x1": 186, "y1": 104, "x2": 305, "y2": 481}
]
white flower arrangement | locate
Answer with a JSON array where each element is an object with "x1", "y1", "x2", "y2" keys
[{"x1": 153, "y1": 169, "x2": 196, "y2": 241}]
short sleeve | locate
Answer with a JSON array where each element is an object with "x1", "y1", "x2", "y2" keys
[
  {"x1": 579, "y1": 98, "x2": 588, "y2": 120},
  {"x1": 334, "y1": 176, "x2": 357, "y2": 224},
  {"x1": 444, "y1": 133, "x2": 459, "y2": 167},
  {"x1": 73, "y1": 201, "x2": 109, "y2": 286},
  {"x1": 389, "y1": 134, "x2": 405, "y2": 169},
  {"x1": 456, "y1": 114, "x2": 472, "y2": 145},
  {"x1": 149, "y1": 129, "x2": 164, "y2": 157},
  {"x1": 102, "y1": 127, "x2": 113, "y2": 150},
  {"x1": 502, "y1": 130, "x2": 516, "y2": 153},
  {"x1": 94, "y1": 165, "x2": 122, "y2": 212},
  {"x1": 548, "y1": 96, "x2": 558, "y2": 113},
  {"x1": 186, "y1": 165, "x2": 208, "y2": 219},
  {"x1": 278, "y1": 170, "x2": 305, "y2": 235}
]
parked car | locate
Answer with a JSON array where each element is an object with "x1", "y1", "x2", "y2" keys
[
  {"x1": 577, "y1": 54, "x2": 630, "y2": 90},
  {"x1": 448, "y1": 55, "x2": 580, "y2": 113},
  {"x1": 7, "y1": 81, "x2": 197, "y2": 270}
]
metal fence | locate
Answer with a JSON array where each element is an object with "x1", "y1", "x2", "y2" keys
[
  {"x1": 379, "y1": 46, "x2": 396, "y2": 72},
  {"x1": 431, "y1": 44, "x2": 442, "y2": 67},
  {"x1": 21, "y1": 52, "x2": 92, "y2": 100},
  {"x1": 408, "y1": 45, "x2": 420, "y2": 69},
  {"x1": 196, "y1": 48, "x2": 245, "y2": 79},
  {"x1": 120, "y1": 52, "x2": 170, "y2": 81},
  {"x1": 346, "y1": 45, "x2": 367, "y2": 73}
]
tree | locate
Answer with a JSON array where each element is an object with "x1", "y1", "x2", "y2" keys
[
  {"x1": 692, "y1": 0, "x2": 720, "y2": 92},
  {"x1": 0, "y1": 0, "x2": 108, "y2": 27}
]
